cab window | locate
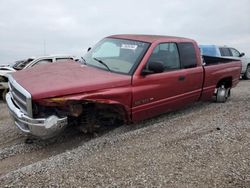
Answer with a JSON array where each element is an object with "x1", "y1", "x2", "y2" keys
[
  {"x1": 177, "y1": 42, "x2": 197, "y2": 68},
  {"x1": 147, "y1": 43, "x2": 180, "y2": 71},
  {"x1": 34, "y1": 59, "x2": 53, "y2": 66},
  {"x1": 56, "y1": 58, "x2": 73, "y2": 61},
  {"x1": 219, "y1": 48, "x2": 232, "y2": 56}
]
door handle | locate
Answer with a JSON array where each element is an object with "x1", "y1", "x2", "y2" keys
[{"x1": 178, "y1": 76, "x2": 185, "y2": 81}]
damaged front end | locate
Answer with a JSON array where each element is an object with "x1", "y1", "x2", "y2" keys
[
  {"x1": 7, "y1": 92, "x2": 128, "y2": 139},
  {"x1": 6, "y1": 76, "x2": 68, "y2": 139},
  {"x1": 6, "y1": 93, "x2": 68, "y2": 139},
  {"x1": 34, "y1": 97, "x2": 128, "y2": 136},
  {"x1": 7, "y1": 74, "x2": 131, "y2": 139}
]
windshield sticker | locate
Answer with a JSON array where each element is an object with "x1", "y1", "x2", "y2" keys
[{"x1": 121, "y1": 44, "x2": 138, "y2": 50}]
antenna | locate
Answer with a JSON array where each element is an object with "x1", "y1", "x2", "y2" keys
[{"x1": 43, "y1": 40, "x2": 46, "y2": 55}]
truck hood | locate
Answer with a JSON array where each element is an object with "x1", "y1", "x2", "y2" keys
[{"x1": 12, "y1": 61, "x2": 131, "y2": 100}]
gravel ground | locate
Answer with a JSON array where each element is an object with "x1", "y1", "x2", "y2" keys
[{"x1": 0, "y1": 80, "x2": 249, "y2": 187}]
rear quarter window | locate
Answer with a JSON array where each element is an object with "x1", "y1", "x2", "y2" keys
[
  {"x1": 219, "y1": 48, "x2": 232, "y2": 56},
  {"x1": 177, "y1": 42, "x2": 197, "y2": 68}
]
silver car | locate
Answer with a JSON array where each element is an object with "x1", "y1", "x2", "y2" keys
[
  {"x1": 200, "y1": 45, "x2": 250, "y2": 79},
  {"x1": 218, "y1": 47, "x2": 250, "y2": 79}
]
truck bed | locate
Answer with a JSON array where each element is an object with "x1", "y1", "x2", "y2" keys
[
  {"x1": 203, "y1": 55, "x2": 240, "y2": 66},
  {"x1": 201, "y1": 58, "x2": 241, "y2": 100}
]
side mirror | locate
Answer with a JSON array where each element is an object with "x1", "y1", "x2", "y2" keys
[
  {"x1": 141, "y1": 61, "x2": 164, "y2": 75},
  {"x1": 239, "y1": 52, "x2": 245, "y2": 57},
  {"x1": 87, "y1": 47, "x2": 91, "y2": 52}
]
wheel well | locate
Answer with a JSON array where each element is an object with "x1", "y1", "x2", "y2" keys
[
  {"x1": 0, "y1": 76, "x2": 8, "y2": 82},
  {"x1": 216, "y1": 77, "x2": 232, "y2": 88},
  {"x1": 245, "y1": 63, "x2": 250, "y2": 70},
  {"x1": 91, "y1": 102, "x2": 129, "y2": 123},
  {"x1": 66, "y1": 100, "x2": 130, "y2": 124}
]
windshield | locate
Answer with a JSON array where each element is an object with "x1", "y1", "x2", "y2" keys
[{"x1": 83, "y1": 38, "x2": 150, "y2": 74}]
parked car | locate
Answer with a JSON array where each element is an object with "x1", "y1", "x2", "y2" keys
[
  {"x1": 200, "y1": 45, "x2": 250, "y2": 79},
  {"x1": 0, "y1": 55, "x2": 76, "y2": 100},
  {"x1": 6, "y1": 35, "x2": 241, "y2": 139}
]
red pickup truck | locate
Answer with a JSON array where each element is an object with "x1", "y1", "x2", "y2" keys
[{"x1": 6, "y1": 35, "x2": 241, "y2": 139}]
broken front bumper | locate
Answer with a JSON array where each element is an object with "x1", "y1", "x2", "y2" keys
[{"x1": 6, "y1": 92, "x2": 68, "y2": 139}]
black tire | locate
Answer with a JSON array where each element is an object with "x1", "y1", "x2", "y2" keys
[{"x1": 243, "y1": 65, "x2": 250, "y2": 80}]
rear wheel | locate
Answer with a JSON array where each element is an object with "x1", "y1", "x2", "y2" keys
[
  {"x1": 215, "y1": 85, "x2": 230, "y2": 103},
  {"x1": 243, "y1": 65, "x2": 250, "y2": 80}
]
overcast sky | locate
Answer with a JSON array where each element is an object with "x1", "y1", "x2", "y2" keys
[{"x1": 0, "y1": 0, "x2": 249, "y2": 63}]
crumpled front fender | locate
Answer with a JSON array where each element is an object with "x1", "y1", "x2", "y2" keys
[{"x1": 35, "y1": 87, "x2": 132, "y2": 123}]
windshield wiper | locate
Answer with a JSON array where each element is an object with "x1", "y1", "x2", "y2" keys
[
  {"x1": 81, "y1": 57, "x2": 87, "y2": 65},
  {"x1": 93, "y1": 57, "x2": 111, "y2": 72}
]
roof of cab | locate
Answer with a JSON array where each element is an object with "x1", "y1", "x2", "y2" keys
[{"x1": 108, "y1": 34, "x2": 194, "y2": 43}]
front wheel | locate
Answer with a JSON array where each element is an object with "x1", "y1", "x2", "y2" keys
[
  {"x1": 215, "y1": 85, "x2": 230, "y2": 103},
  {"x1": 243, "y1": 65, "x2": 250, "y2": 80}
]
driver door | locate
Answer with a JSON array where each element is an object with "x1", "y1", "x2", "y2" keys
[{"x1": 131, "y1": 42, "x2": 203, "y2": 121}]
